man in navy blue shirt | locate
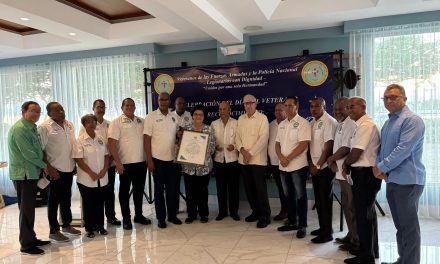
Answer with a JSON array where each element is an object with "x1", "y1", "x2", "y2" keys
[{"x1": 374, "y1": 84, "x2": 425, "y2": 264}]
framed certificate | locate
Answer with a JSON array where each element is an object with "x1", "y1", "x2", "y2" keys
[{"x1": 176, "y1": 130, "x2": 209, "y2": 166}]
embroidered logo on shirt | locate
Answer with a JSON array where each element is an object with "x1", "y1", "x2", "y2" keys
[
  {"x1": 293, "y1": 122, "x2": 299, "y2": 128},
  {"x1": 156, "y1": 119, "x2": 163, "y2": 123},
  {"x1": 172, "y1": 117, "x2": 176, "y2": 122},
  {"x1": 136, "y1": 118, "x2": 142, "y2": 124},
  {"x1": 97, "y1": 139, "x2": 104, "y2": 145},
  {"x1": 318, "y1": 121, "x2": 323, "y2": 129}
]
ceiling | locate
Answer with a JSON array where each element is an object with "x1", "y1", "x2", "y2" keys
[{"x1": 0, "y1": 0, "x2": 440, "y2": 60}]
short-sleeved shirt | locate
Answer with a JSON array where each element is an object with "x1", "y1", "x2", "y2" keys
[
  {"x1": 276, "y1": 114, "x2": 311, "y2": 172},
  {"x1": 108, "y1": 114, "x2": 145, "y2": 164},
  {"x1": 333, "y1": 117, "x2": 357, "y2": 180},
  {"x1": 171, "y1": 110, "x2": 193, "y2": 129},
  {"x1": 73, "y1": 132, "x2": 109, "y2": 187},
  {"x1": 310, "y1": 111, "x2": 337, "y2": 169},
  {"x1": 211, "y1": 117, "x2": 239, "y2": 163},
  {"x1": 268, "y1": 120, "x2": 281, "y2": 166},
  {"x1": 38, "y1": 118, "x2": 76, "y2": 173},
  {"x1": 350, "y1": 114, "x2": 380, "y2": 167},
  {"x1": 143, "y1": 109, "x2": 177, "y2": 161},
  {"x1": 8, "y1": 118, "x2": 46, "y2": 180}
]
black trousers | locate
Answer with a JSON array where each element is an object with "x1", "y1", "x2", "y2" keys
[
  {"x1": 311, "y1": 167, "x2": 335, "y2": 236},
  {"x1": 175, "y1": 164, "x2": 183, "y2": 211},
  {"x1": 153, "y1": 158, "x2": 179, "y2": 221},
  {"x1": 13, "y1": 179, "x2": 38, "y2": 250},
  {"x1": 104, "y1": 166, "x2": 117, "y2": 220},
  {"x1": 48, "y1": 170, "x2": 74, "y2": 233},
  {"x1": 183, "y1": 173, "x2": 210, "y2": 218},
  {"x1": 119, "y1": 162, "x2": 147, "y2": 220},
  {"x1": 214, "y1": 161, "x2": 240, "y2": 216},
  {"x1": 351, "y1": 167, "x2": 381, "y2": 262},
  {"x1": 77, "y1": 183, "x2": 104, "y2": 232},
  {"x1": 268, "y1": 165, "x2": 287, "y2": 212},
  {"x1": 241, "y1": 165, "x2": 271, "y2": 222}
]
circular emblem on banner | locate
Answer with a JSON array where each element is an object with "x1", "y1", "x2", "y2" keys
[
  {"x1": 301, "y1": 60, "x2": 329, "y2": 87},
  {"x1": 154, "y1": 74, "x2": 175, "y2": 94}
]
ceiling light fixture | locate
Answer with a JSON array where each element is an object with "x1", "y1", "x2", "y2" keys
[
  {"x1": 68, "y1": 32, "x2": 77, "y2": 36},
  {"x1": 20, "y1": 17, "x2": 30, "y2": 21}
]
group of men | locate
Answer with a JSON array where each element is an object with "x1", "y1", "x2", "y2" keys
[{"x1": 8, "y1": 84, "x2": 425, "y2": 264}]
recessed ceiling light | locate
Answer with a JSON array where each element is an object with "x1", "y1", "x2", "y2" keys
[
  {"x1": 20, "y1": 17, "x2": 30, "y2": 21},
  {"x1": 68, "y1": 32, "x2": 76, "y2": 36},
  {"x1": 243, "y1": 25, "x2": 263, "y2": 31}
]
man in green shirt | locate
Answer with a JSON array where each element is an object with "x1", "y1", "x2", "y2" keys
[{"x1": 8, "y1": 101, "x2": 50, "y2": 255}]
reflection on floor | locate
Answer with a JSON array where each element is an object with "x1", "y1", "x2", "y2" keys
[{"x1": 0, "y1": 196, "x2": 439, "y2": 264}]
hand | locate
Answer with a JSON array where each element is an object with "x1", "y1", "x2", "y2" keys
[
  {"x1": 326, "y1": 156, "x2": 334, "y2": 166},
  {"x1": 115, "y1": 162, "x2": 125, "y2": 175},
  {"x1": 280, "y1": 156, "x2": 289, "y2": 168},
  {"x1": 376, "y1": 173, "x2": 388, "y2": 180},
  {"x1": 372, "y1": 166, "x2": 382, "y2": 177},
  {"x1": 329, "y1": 162, "x2": 338, "y2": 173},
  {"x1": 341, "y1": 167, "x2": 350, "y2": 180},
  {"x1": 43, "y1": 166, "x2": 49, "y2": 176},
  {"x1": 309, "y1": 165, "x2": 318, "y2": 176},
  {"x1": 241, "y1": 148, "x2": 252, "y2": 165},
  {"x1": 227, "y1": 144, "x2": 235, "y2": 152},
  {"x1": 147, "y1": 160, "x2": 155, "y2": 174},
  {"x1": 98, "y1": 169, "x2": 107, "y2": 179},
  {"x1": 216, "y1": 144, "x2": 224, "y2": 151},
  {"x1": 89, "y1": 171, "x2": 99, "y2": 181},
  {"x1": 47, "y1": 165, "x2": 60, "y2": 180}
]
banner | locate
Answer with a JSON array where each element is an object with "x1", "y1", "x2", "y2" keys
[{"x1": 150, "y1": 55, "x2": 334, "y2": 124}]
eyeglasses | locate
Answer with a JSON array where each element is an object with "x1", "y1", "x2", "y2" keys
[
  {"x1": 382, "y1": 95, "x2": 403, "y2": 101},
  {"x1": 243, "y1": 101, "x2": 256, "y2": 106}
]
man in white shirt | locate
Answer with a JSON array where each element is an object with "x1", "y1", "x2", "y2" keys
[
  {"x1": 108, "y1": 98, "x2": 151, "y2": 230},
  {"x1": 235, "y1": 94, "x2": 271, "y2": 228},
  {"x1": 275, "y1": 97, "x2": 311, "y2": 239},
  {"x1": 38, "y1": 102, "x2": 81, "y2": 242},
  {"x1": 268, "y1": 102, "x2": 288, "y2": 221},
  {"x1": 79, "y1": 99, "x2": 121, "y2": 226},
  {"x1": 342, "y1": 97, "x2": 381, "y2": 264},
  {"x1": 326, "y1": 98, "x2": 359, "y2": 251},
  {"x1": 211, "y1": 101, "x2": 240, "y2": 221},
  {"x1": 171, "y1": 96, "x2": 192, "y2": 212},
  {"x1": 309, "y1": 97, "x2": 337, "y2": 243},
  {"x1": 144, "y1": 92, "x2": 182, "y2": 229}
]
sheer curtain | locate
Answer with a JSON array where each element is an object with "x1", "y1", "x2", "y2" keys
[
  {"x1": 0, "y1": 53, "x2": 154, "y2": 196},
  {"x1": 349, "y1": 22, "x2": 440, "y2": 218}
]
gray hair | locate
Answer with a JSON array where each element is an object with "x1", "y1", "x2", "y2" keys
[{"x1": 385, "y1": 84, "x2": 406, "y2": 97}]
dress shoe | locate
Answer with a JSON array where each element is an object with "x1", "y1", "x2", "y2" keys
[
  {"x1": 107, "y1": 218, "x2": 122, "y2": 226},
  {"x1": 256, "y1": 220, "x2": 270, "y2": 228},
  {"x1": 98, "y1": 229, "x2": 108, "y2": 235},
  {"x1": 215, "y1": 214, "x2": 227, "y2": 221},
  {"x1": 231, "y1": 214, "x2": 241, "y2": 221},
  {"x1": 134, "y1": 215, "x2": 152, "y2": 225},
  {"x1": 158, "y1": 219, "x2": 167, "y2": 229},
  {"x1": 349, "y1": 248, "x2": 360, "y2": 256},
  {"x1": 185, "y1": 217, "x2": 195, "y2": 224},
  {"x1": 310, "y1": 228, "x2": 321, "y2": 236},
  {"x1": 167, "y1": 217, "x2": 182, "y2": 225},
  {"x1": 200, "y1": 216, "x2": 209, "y2": 223},
  {"x1": 273, "y1": 210, "x2": 287, "y2": 221},
  {"x1": 245, "y1": 214, "x2": 258, "y2": 222},
  {"x1": 34, "y1": 239, "x2": 51, "y2": 247},
  {"x1": 339, "y1": 243, "x2": 359, "y2": 252},
  {"x1": 277, "y1": 224, "x2": 299, "y2": 232},
  {"x1": 335, "y1": 236, "x2": 351, "y2": 244},
  {"x1": 311, "y1": 235, "x2": 333, "y2": 244},
  {"x1": 20, "y1": 246, "x2": 45, "y2": 255},
  {"x1": 296, "y1": 228, "x2": 306, "y2": 239},
  {"x1": 123, "y1": 220, "x2": 133, "y2": 230},
  {"x1": 344, "y1": 256, "x2": 360, "y2": 264},
  {"x1": 86, "y1": 231, "x2": 95, "y2": 238}
]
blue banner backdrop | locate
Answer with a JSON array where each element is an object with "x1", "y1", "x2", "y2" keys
[{"x1": 150, "y1": 55, "x2": 333, "y2": 124}]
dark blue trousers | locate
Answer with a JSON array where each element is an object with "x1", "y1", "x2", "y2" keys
[
  {"x1": 152, "y1": 158, "x2": 179, "y2": 221},
  {"x1": 48, "y1": 170, "x2": 73, "y2": 233},
  {"x1": 280, "y1": 166, "x2": 309, "y2": 228},
  {"x1": 387, "y1": 182, "x2": 424, "y2": 264}
]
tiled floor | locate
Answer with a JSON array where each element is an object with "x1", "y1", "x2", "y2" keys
[{"x1": 0, "y1": 196, "x2": 439, "y2": 264}]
